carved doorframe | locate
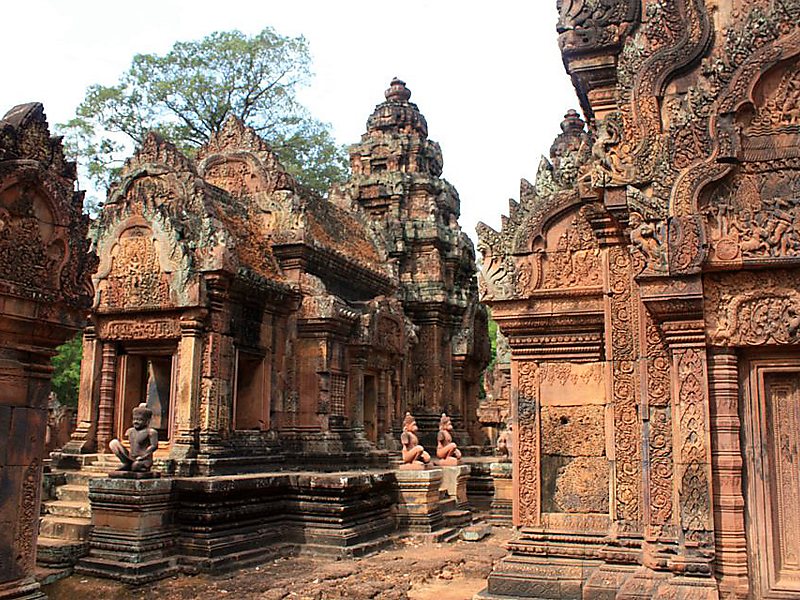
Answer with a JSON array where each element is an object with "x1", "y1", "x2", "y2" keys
[{"x1": 741, "y1": 354, "x2": 800, "y2": 599}]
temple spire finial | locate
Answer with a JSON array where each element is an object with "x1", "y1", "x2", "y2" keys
[{"x1": 385, "y1": 77, "x2": 412, "y2": 103}]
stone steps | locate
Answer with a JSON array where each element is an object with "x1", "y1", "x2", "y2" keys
[
  {"x1": 443, "y1": 508, "x2": 472, "y2": 528},
  {"x1": 55, "y1": 484, "x2": 89, "y2": 503},
  {"x1": 76, "y1": 555, "x2": 179, "y2": 585},
  {"x1": 36, "y1": 537, "x2": 89, "y2": 568},
  {"x1": 41, "y1": 499, "x2": 92, "y2": 519},
  {"x1": 39, "y1": 516, "x2": 92, "y2": 541},
  {"x1": 37, "y1": 459, "x2": 118, "y2": 571}
]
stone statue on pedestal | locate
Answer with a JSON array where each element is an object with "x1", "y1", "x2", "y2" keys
[
  {"x1": 436, "y1": 412, "x2": 461, "y2": 465},
  {"x1": 109, "y1": 402, "x2": 159, "y2": 473},
  {"x1": 496, "y1": 422, "x2": 512, "y2": 462},
  {"x1": 400, "y1": 412, "x2": 430, "y2": 470}
]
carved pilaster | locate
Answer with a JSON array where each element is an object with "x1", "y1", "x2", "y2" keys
[
  {"x1": 63, "y1": 326, "x2": 101, "y2": 454},
  {"x1": 663, "y1": 322, "x2": 715, "y2": 578},
  {"x1": 350, "y1": 358, "x2": 366, "y2": 430},
  {"x1": 707, "y1": 349, "x2": 749, "y2": 599},
  {"x1": 199, "y1": 275, "x2": 233, "y2": 450},
  {"x1": 607, "y1": 246, "x2": 642, "y2": 527},
  {"x1": 170, "y1": 312, "x2": 205, "y2": 461},
  {"x1": 95, "y1": 343, "x2": 117, "y2": 454},
  {"x1": 513, "y1": 359, "x2": 540, "y2": 527}
]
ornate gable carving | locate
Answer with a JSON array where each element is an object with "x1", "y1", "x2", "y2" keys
[
  {"x1": 478, "y1": 111, "x2": 599, "y2": 302},
  {"x1": 197, "y1": 116, "x2": 298, "y2": 197},
  {"x1": 98, "y1": 225, "x2": 173, "y2": 310},
  {"x1": 0, "y1": 103, "x2": 95, "y2": 308}
]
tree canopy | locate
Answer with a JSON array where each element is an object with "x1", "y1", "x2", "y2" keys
[
  {"x1": 60, "y1": 27, "x2": 348, "y2": 197},
  {"x1": 51, "y1": 334, "x2": 83, "y2": 408}
]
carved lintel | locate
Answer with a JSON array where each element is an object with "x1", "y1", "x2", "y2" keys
[{"x1": 639, "y1": 275, "x2": 703, "y2": 326}]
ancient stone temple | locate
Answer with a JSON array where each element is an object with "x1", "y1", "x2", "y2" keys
[
  {"x1": 342, "y1": 78, "x2": 490, "y2": 445},
  {"x1": 31, "y1": 81, "x2": 488, "y2": 579},
  {"x1": 478, "y1": 2, "x2": 800, "y2": 598},
  {"x1": 59, "y1": 79, "x2": 488, "y2": 473},
  {"x1": 0, "y1": 104, "x2": 95, "y2": 600}
]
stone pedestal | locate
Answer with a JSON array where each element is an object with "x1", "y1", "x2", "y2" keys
[
  {"x1": 440, "y1": 464, "x2": 470, "y2": 509},
  {"x1": 489, "y1": 461, "x2": 512, "y2": 525},
  {"x1": 76, "y1": 477, "x2": 177, "y2": 584},
  {"x1": 465, "y1": 459, "x2": 494, "y2": 511},
  {"x1": 394, "y1": 468, "x2": 444, "y2": 533}
]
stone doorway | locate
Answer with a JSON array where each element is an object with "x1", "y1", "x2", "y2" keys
[
  {"x1": 117, "y1": 351, "x2": 176, "y2": 442},
  {"x1": 363, "y1": 374, "x2": 377, "y2": 443},
  {"x1": 234, "y1": 350, "x2": 268, "y2": 430},
  {"x1": 742, "y1": 356, "x2": 800, "y2": 598}
]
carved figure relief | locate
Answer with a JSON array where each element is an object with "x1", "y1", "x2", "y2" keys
[
  {"x1": 0, "y1": 181, "x2": 67, "y2": 296},
  {"x1": 705, "y1": 171, "x2": 800, "y2": 262},
  {"x1": 542, "y1": 207, "x2": 601, "y2": 289},
  {"x1": 101, "y1": 226, "x2": 172, "y2": 309},
  {"x1": 629, "y1": 211, "x2": 667, "y2": 273}
]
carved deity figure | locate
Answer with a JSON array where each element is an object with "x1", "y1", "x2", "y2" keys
[
  {"x1": 629, "y1": 212, "x2": 666, "y2": 271},
  {"x1": 496, "y1": 422, "x2": 513, "y2": 463},
  {"x1": 436, "y1": 412, "x2": 462, "y2": 466},
  {"x1": 400, "y1": 412, "x2": 430, "y2": 470},
  {"x1": 109, "y1": 403, "x2": 159, "y2": 472}
]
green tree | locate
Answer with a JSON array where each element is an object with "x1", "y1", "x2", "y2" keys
[
  {"x1": 51, "y1": 334, "x2": 83, "y2": 408},
  {"x1": 59, "y1": 27, "x2": 348, "y2": 197}
]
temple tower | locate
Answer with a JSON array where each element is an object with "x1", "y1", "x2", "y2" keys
[{"x1": 345, "y1": 78, "x2": 489, "y2": 444}]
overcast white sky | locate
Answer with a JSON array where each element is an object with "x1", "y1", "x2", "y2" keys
[{"x1": 2, "y1": 1, "x2": 577, "y2": 243}]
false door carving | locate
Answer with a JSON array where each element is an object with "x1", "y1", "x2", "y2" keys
[{"x1": 743, "y1": 358, "x2": 800, "y2": 599}]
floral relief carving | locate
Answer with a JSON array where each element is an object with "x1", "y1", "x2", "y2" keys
[
  {"x1": 705, "y1": 270, "x2": 800, "y2": 346},
  {"x1": 516, "y1": 360, "x2": 540, "y2": 526},
  {"x1": 676, "y1": 348, "x2": 711, "y2": 532},
  {"x1": 609, "y1": 246, "x2": 641, "y2": 523},
  {"x1": 645, "y1": 311, "x2": 673, "y2": 526}
]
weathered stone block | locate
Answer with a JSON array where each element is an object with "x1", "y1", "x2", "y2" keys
[
  {"x1": 394, "y1": 468, "x2": 444, "y2": 533},
  {"x1": 540, "y1": 405, "x2": 605, "y2": 456},
  {"x1": 440, "y1": 464, "x2": 470, "y2": 509},
  {"x1": 539, "y1": 362, "x2": 606, "y2": 406},
  {"x1": 554, "y1": 456, "x2": 609, "y2": 514}
]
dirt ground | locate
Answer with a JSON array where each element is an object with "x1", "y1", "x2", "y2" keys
[{"x1": 43, "y1": 527, "x2": 511, "y2": 600}]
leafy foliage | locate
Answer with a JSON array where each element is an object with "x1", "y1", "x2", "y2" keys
[
  {"x1": 59, "y1": 27, "x2": 348, "y2": 196},
  {"x1": 51, "y1": 334, "x2": 83, "y2": 408}
]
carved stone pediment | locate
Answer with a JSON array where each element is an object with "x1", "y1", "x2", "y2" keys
[{"x1": 0, "y1": 103, "x2": 95, "y2": 309}]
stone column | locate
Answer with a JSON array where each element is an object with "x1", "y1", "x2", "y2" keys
[
  {"x1": 350, "y1": 359, "x2": 365, "y2": 430},
  {"x1": 95, "y1": 342, "x2": 118, "y2": 454},
  {"x1": 170, "y1": 312, "x2": 205, "y2": 463},
  {"x1": 707, "y1": 348, "x2": 749, "y2": 599},
  {"x1": 62, "y1": 325, "x2": 102, "y2": 455}
]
